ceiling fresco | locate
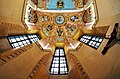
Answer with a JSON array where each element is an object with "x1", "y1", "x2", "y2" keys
[{"x1": 22, "y1": 0, "x2": 99, "y2": 48}]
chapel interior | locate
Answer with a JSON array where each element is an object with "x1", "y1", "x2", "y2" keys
[{"x1": 0, "y1": 0, "x2": 120, "y2": 79}]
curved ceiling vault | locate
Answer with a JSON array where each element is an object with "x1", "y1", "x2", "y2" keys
[{"x1": 22, "y1": 0, "x2": 98, "y2": 48}]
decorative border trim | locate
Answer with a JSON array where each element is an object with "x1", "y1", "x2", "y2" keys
[{"x1": 0, "y1": 44, "x2": 33, "y2": 66}]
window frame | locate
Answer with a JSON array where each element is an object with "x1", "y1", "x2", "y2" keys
[
  {"x1": 49, "y1": 48, "x2": 69, "y2": 75},
  {"x1": 7, "y1": 34, "x2": 40, "y2": 48},
  {"x1": 78, "y1": 34, "x2": 104, "y2": 49}
]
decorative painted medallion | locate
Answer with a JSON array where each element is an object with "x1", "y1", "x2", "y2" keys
[{"x1": 55, "y1": 15, "x2": 65, "y2": 24}]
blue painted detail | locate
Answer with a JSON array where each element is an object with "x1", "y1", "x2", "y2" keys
[
  {"x1": 55, "y1": 15, "x2": 65, "y2": 24},
  {"x1": 46, "y1": 0, "x2": 75, "y2": 10}
]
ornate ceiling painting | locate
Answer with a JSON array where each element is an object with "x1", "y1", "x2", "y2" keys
[{"x1": 22, "y1": 0, "x2": 98, "y2": 48}]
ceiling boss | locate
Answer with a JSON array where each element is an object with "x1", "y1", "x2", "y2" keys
[{"x1": 57, "y1": 0, "x2": 64, "y2": 9}]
